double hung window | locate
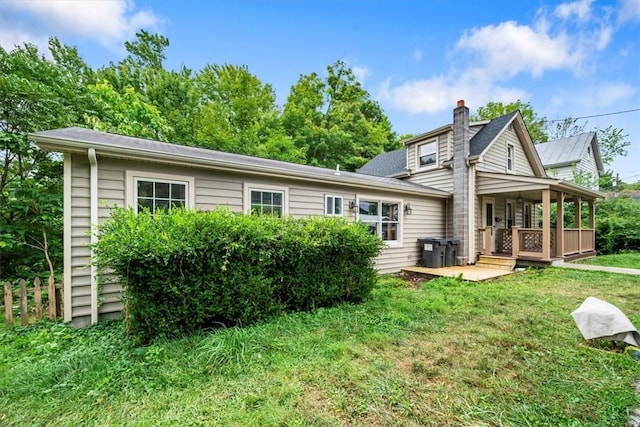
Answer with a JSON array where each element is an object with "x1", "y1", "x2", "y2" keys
[
  {"x1": 325, "y1": 195, "x2": 343, "y2": 216},
  {"x1": 418, "y1": 141, "x2": 437, "y2": 168}
]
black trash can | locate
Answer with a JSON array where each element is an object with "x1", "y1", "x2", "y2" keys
[
  {"x1": 445, "y1": 239, "x2": 460, "y2": 267},
  {"x1": 418, "y1": 238, "x2": 447, "y2": 268}
]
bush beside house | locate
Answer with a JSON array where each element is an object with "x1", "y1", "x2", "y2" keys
[
  {"x1": 93, "y1": 208, "x2": 383, "y2": 342},
  {"x1": 595, "y1": 197, "x2": 640, "y2": 253}
]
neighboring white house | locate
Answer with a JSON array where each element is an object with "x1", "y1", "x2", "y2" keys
[
  {"x1": 30, "y1": 101, "x2": 603, "y2": 326},
  {"x1": 535, "y1": 132, "x2": 604, "y2": 190}
]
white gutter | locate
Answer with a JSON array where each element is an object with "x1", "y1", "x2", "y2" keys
[{"x1": 88, "y1": 148, "x2": 98, "y2": 325}]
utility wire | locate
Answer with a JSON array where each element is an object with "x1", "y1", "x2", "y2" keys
[{"x1": 546, "y1": 108, "x2": 640, "y2": 123}]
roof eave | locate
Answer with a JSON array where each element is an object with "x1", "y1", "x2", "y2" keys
[
  {"x1": 401, "y1": 124, "x2": 452, "y2": 146},
  {"x1": 31, "y1": 133, "x2": 451, "y2": 199}
]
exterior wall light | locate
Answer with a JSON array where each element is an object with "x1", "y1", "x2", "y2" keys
[{"x1": 404, "y1": 202, "x2": 412, "y2": 215}]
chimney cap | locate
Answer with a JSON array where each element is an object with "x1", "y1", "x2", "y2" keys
[{"x1": 457, "y1": 99, "x2": 465, "y2": 108}]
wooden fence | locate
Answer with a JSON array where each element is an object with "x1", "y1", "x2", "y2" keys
[{"x1": 3, "y1": 278, "x2": 63, "y2": 326}]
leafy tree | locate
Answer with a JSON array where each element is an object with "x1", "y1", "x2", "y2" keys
[
  {"x1": 85, "y1": 81, "x2": 173, "y2": 140},
  {"x1": 0, "y1": 39, "x2": 92, "y2": 279},
  {"x1": 595, "y1": 125, "x2": 630, "y2": 167},
  {"x1": 283, "y1": 60, "x2": 397, "y2": 171},
  {"x1": 471, "y1": 100, "x2": 548, "y2": 144},
  {"x1": 97, "y1": 31, "x2": 200, "y2": 144},
  {"x1": 595, "y1": 197, "x2": 640, "y2": 253},
  {"x1": 193, "y1": 64, "x2": 296, "y2": 159},
  {"x1": 545, "y1": 117, "x2": 586, "y2": 140}
]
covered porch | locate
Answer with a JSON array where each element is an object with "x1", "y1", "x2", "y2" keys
[{"x1": 475, "y1": 172, "x2": 603, "y2": 264}]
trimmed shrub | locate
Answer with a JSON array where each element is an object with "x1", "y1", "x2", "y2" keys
[{"x1": 93, "y1": 208, "x2": 383, "y2": 342}]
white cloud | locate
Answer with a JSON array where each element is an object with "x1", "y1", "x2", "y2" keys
[
  {"x1": 617, "y1": 0, "x2": 640, "y2": 23},
  {"x1": 352, "y1": 66, "x2": 371, "y2": 85},
  {"x1": 555, "y1": 0, "x2": 594, "y2": 21},
  {"x1": 413, "y1": 49, "x2": 423, "y2": 62},
  {"x1": 456, "y1": 21, "x2": 580, "y2": 78},
  {"x1": 382, "y1": 2, "x2": 619, "y2": 115},
  {"x1": 0, "y1": 0, "x2": 161, "y2": 51},
  {"x1": 378, "y1": 74, "x2": 529, "y2": 115}
]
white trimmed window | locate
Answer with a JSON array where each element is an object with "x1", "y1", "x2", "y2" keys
[
  {"x1": 507, "y1": 143, "x2": 515, "y2": 172},
  {"x1": 244, "y1": 184, "x2": 288, "y2": 217},
  {"x1": 126, "y1": 171, "x2": 195, "y2": 214},
  {"x1": 358, "y1": 199, "x2": 400, "y2": 242},
  {"x1": 325, "y1": 195, "x2": 343, "y2": 216},
  {"x1": 418, "y1": 140, "x2": 437, "y2": 169}
]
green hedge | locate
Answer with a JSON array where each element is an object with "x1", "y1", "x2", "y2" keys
[
  {"x1": 93, "y1": 208, "x2": 383, "y2": 342},
  {"x1": 595, "y1": 197, "x2": 640, "y2": 253}
]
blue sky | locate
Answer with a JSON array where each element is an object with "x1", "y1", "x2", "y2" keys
[{"x1": 1, "y1": 0, "x2": 639, "y2": 182}]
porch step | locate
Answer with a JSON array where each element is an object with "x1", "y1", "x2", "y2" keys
[{"x1": 476, "y1": 255, "x2": 517, "y2": 271}]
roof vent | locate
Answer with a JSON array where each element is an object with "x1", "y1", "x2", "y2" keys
[{"x1": 334, "y1": 164, "x2": 341, "y2": 176}]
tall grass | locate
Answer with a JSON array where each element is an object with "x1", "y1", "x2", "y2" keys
[{"x1": 1, "y1": 268, "x2": 639, "y2": 426}]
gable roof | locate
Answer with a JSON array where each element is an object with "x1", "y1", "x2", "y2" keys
[
  {"x1": 356, "y1": 148, "x2": 406, "y2": 177},
  {"x1": 469, "y1": 111, "x2": 518, "y2": 157},
  {"x1": 30, "y1": 127, "x2": 450, "y2": 198},
  {"x1": 535, "y1": 132, "x2": 603, "y2": 173},
  {"x1": 358, "y1": 110, "x2": 547, "y2": 178}
]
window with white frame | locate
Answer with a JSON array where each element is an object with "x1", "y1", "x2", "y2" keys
[
  {"x1": 133, "y1": 177, "x2": 190, "y2": 214},
  {"x1": 250, "y1": 189, "x2": 284, "y2": 216},
  {"x1": 325, "y1": 195, "x2": 343, "y2": 216},
  {"x1": 506, "y1": 143, "x2": 515, "y2": 172},
  {"x1": 358, "y1": 199, "x2": 400, "y2": 242},
  {"x1": 418, "y1": 140, "x2": 437, "y2": 168}
]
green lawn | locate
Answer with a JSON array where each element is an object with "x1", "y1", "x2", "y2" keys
[
  {"x1": 578, "y1": 251, "x2": 640, "y2": 269},
  {"x1": 1, "y1": 268, "x2": 639, "y2": 426}
]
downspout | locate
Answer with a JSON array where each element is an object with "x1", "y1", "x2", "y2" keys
[{"x1": 88, "y1": 148, "x2": 98, "y2": 325}]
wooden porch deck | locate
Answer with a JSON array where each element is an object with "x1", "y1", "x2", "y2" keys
[{"x1": 401, "y1": 265, "x2": 516, "y2": 282}]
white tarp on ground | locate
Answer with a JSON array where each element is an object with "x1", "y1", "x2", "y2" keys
[{"x1": 571, "y1": 297, "x2": 640, "y2": 346}]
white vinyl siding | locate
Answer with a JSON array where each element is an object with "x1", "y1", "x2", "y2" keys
[
  {"x1": 407, "y1": 168, "x2": 454, "y2": 192},
  {"x1": 476, "y1": 126, "x2": 535, "y2": 176}
]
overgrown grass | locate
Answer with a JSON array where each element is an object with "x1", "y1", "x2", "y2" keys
[
  {"x1": 1, "y1": 268, "x2": 639, "y2": 426},
  {"x1": 578, "y1": 251, "x2": 640, "y2": 269}
]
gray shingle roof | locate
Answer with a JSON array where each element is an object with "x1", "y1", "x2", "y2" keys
[
  {"x1": 469, "y1": 111, "x2": 518, "y2": 157},
  {"x1": 356, "y1": 148, "x2": 406, "y2": 177},
  {"x1": 31, "y1": 127, "x2": 450, "y2": 197},
  {"x1": 358, "y1": 112, "x2": 519, "y2": 176},
  {"x1": 535, "y1": 132, "x2": 598, "y2": 168}
]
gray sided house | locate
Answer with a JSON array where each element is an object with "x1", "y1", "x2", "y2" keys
[
  {"x1": 31, "y1": 128, "x2": 450, "y2": 326},
  {"x1": 535, "y1": 132, "x2": 604, "y2": 190},
  {"x1": 31, "y1": 101, "x2": 604, "y2": 326}
]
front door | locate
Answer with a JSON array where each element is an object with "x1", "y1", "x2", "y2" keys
[{"x1": 482, "y1": 197, "x2": 496, "y2": 253}]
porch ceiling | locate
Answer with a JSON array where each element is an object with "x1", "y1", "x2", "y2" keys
[{"x1": 477, "y1": 171, "x2": 603, "y2": 202}]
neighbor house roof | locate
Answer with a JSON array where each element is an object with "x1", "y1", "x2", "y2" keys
[
  {"x1": 535, "y1": 132, "x2": 603, "y2": 173},
  {"x1": 31, "y1": 127, "x2": 450, "y2": 198},
  {"x1": 356, "y1": 148, "x2": 406, "y2": 177}
]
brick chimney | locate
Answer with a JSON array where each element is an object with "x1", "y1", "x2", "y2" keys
[{"x1": 452, "y1": 99, "x2": 470, "y2": 264}]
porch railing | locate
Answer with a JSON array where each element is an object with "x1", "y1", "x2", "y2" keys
[
  {"x1": 479, "y1": 227, "x2": 595, "y2": 260},
  {"x1": 563, "y1": 228, "x2": 595, "y2": 255}
]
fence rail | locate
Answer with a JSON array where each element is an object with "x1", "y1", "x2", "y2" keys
[{"x1": 3, "y1": 278, "x2": 62, "y2": 326}]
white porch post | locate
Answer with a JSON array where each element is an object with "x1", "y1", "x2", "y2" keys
[{"x1": 541, "y1": 189, "x2": 551, "y2": 261}]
